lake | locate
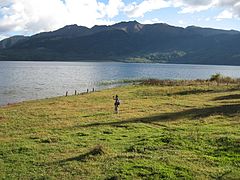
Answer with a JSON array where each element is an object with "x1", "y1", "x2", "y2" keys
[{"x1": 1, "y1": 61, "x2": 240, "y2": 106}]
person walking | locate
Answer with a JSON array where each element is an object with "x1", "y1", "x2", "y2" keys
[{"x1": 113, "y1": 95, "x2": 120, "y2": 114}]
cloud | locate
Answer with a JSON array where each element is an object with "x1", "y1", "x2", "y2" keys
[
  {"x1": 215, "y1": 0, "x2": 240, "y2": 20},
  {"x1": 125, "y1": 0, "x2": 170, "y2": 18},
  {"x1": 101, "y1": 0, "x2": 125, "y2": 18},
  {"x1": 124, "y1": 0, "x2": 240, "y2": 17},
  {"x1": 216, "y1": 10, "x2": 234, "y2": 20},
  {"x1": 124, "y1": 0, "x2": 216, "y2": 16},
  {"x1": 174, "y1": 0, "x2": 240, "y2": 18},
  {"x1": 142, "y1": 18, "x2": 163, "y2": 24},
  {"x1": 178, "y1": 20, "x2": 184, "y2": 25},
  {"x1": 174, "y1": 0, "x2": 216, "y2": 13},
  {"x1": 230, "y1": 1, "x2": 240, "y2": 18},
  {"x1": 217, "y1": 0, "x2": 239, "y2": 7},
  {"x1": 0, "y1": 0, "x2": 13, "y2": 7},
  {"x1": 0, "y1": 0, "x2": 123, "y2": 37}
]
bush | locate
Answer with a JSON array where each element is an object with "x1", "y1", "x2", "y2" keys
[
  {"x1": 209, "y1": 73, "x2": 237, "y2": 84},
  {"x1": 210, "y1": 73, "x2": 222, "y2": 82}
]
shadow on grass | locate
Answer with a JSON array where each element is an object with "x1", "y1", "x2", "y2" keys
[
  {"x1": 172, "y1": 87, "x2": 239, "y2": 96},
  {"x1": 173, "y1": 89, "x2": 214, "y2": 96},
  {"x1": 213, "y1": 94, "x2": 240, "y2": 101},
  {"x1": 78, "y1": 104, "x2": 240, "y2": 128},
  {"x1": 58, "y1": 145, "x2": 105, "y2": 163}
]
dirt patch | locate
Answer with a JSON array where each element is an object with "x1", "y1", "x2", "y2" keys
[
  {"x1": 0, "y1": 116, "x2": 9, "y2": 123},
  {"x1": 0, "y1": 116, "x2": 6, "y2": 122}
]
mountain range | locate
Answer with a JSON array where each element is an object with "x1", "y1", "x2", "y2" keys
[{"x1": 1, "y1": 21, "x2": 240, "y2": 65}]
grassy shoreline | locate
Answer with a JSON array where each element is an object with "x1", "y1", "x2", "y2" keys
[{"x1": 0, "y1": 82, "x2": 240, "y2": 179}]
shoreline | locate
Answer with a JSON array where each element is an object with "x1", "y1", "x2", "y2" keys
[
  {"x1": 0, "y1": 83, "x2": 129, "y2": 108},
  {"x1": 1, "y1": 77, "x2": 239, "y2": 108}
]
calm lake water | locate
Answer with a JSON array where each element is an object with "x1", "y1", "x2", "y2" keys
[{"x1": 1, "y1": 61, "x2": 240, "y2": 106}]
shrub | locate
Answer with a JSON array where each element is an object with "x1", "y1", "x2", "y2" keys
[
  {"x1": 209, "y1": 73, "x2": 237, "y2": 84},
  {"x1": 210, "y1": 73, "x2": 222, "y2": 82}
]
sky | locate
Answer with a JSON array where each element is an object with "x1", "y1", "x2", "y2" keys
[{"x1": 0, "y1": 0, "x2": 240, "y2": 40}]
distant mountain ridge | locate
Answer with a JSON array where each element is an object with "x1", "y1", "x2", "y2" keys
[{"x1": 1, "y1": 21, "x2": 240, "y2": 65}]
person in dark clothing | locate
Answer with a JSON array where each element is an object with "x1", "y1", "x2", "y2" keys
[{"x1": 113, "y1": 95, "x2": 120, "y2": 113}]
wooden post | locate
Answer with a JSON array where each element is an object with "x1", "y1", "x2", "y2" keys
[
  {"x1": 87, "y1": 89, "x2": 89, "y2": 93},
  {"x1": 75, "y1": 90, "x2": 77, "y2": 95},
  {"x1": 66, "y1": 91, "x2": 68, "y2": 97},
  {"x1": 92, "y1": 88, "x2": 95, "y2": 92}
]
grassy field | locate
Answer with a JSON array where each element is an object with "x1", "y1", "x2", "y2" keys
[{"x1": 0, "y1": 82, "x2": 240, "y2": 179}]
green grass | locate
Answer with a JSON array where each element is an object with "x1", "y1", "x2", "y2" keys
[{"x1": 0, "y1": 83, "x2": 240, "y2": 179}]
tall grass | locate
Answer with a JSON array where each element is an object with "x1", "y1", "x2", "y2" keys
[{"x1": 141, "y1": 74, "x2": 240, "y2": 86}]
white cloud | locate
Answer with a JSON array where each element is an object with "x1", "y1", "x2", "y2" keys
[
  {"x1": 178, "y1": 20, "x2": 184, "y2": 25},
  {"x1": 124, "y1": 0, "x2": 240, "y2": 17},
  {"x1": 232, "y1": 1, "x2": 240, "y2": 17},
  {"x1": 215, "y1": 1, "x2": 240, "y2": 20},
  {"x1": 217, "y1": 0, "x2": 239, "y2": 7},
  {"x1": 172, "y1": 0, "x2": 216, "y2": 13},
  {"x1": 124, "y1": 0, "x2": 216, "y2": 16},
  {"x1": 102, "y1": 0, "x2": 125, "y2": 18},
  {"x1": 0, "y1": 0, "x2": 13, "y2": 7},
  {"x1": 0, "y1": 0, "x2": 123, "y2": 36},
  {"x1": 125, "y1": 0, "x2": 170, "y2": 18},
  {"x1": 216, "y1": 10, "x2": 234, "y2": 20},
  {"x1": 142, "y1": 18, "x2": 163, "y2": 24},
  {"x1": 205, "y1": 17, "x2": 211, "y2": 21}
]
